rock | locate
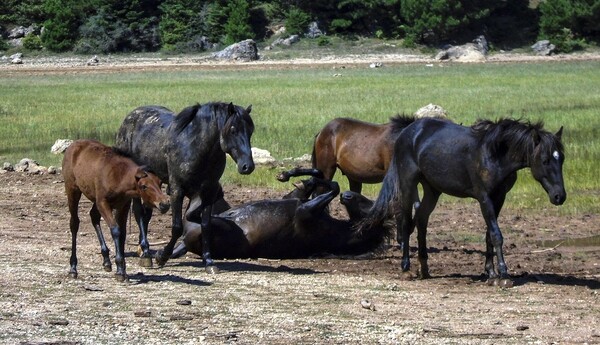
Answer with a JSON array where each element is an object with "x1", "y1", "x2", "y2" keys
[
  {"x1": 15, "y1": 158, "x2": 38, "y2": 172},
  {"x1": 2, "y1": 162, "x2": 14, "y2": 171},
  {"x1": 435, "y1": 35, "x2": 488, "y2": 62},
  {"x1": 213, "y1": 39, "x2": 259, "y2": 62},
  {"x1": 86, "y1": 55, "x2": 99, "y2": 66},
  {"x1": 414, "y1": 104, "x2": 448, "y2": 119},
  {"x1": 271, "y1": 35, "x2": 300, "y2": 47},
  {"x1": 10, "y1": 53, "x2": 23, "y2": 64},
  {"x1": 47, "y1": 166, "x2": 58, "y2": 174},
  {"x1": 306, "y1": 22, "x2": 323, "y2": 39},
  {"x1": 531, "y1": 40, "x2": 556, "y2": 56},
  {"x1": 252, "y1": 147, "x2": 276, "y2": 166},
  {"x1": 51, "y1": 139, "x2": 73, "y2": 154},
  {"x1": 8, "y1": 26, "x2": 27, "y2": 39},
  {"x1": 369, "y1": 62, "x2": 382, "y2": 68}
]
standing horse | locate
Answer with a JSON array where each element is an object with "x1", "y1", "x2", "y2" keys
[
  {"x1": 62, "y1": 139, "x2": 170, "y2": 281},
  {"x1": 181, "y1": 169, "x2": 389, "y2": 259},
  {"x1": 114, "y1": 102, "x2": 254, "y2": 273},
  {"x1": 312, "y1": 114, "x2": 434, "y2": 194},
  {"x1": 358, "y1": 118, "x2": 565, "y2": 286}
]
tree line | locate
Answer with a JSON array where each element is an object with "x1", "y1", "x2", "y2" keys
[{"x1": 1, "y1": 0, "x2": 599, "y2": 54}]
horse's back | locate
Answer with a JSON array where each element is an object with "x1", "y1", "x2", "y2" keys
[{"x1": 114, "y1": 106, "x2": 175, "y2": 180}]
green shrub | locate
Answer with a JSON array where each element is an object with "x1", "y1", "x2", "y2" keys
[
  {"x1": 223, "y1": 0, "x2": 253, "y2": 45},
  {"x1": 22, "y1": 34, "x2": 43, "y2": 50},
  {"x1": 285, "y1": 7, "x2": 310, "y2": 36}
]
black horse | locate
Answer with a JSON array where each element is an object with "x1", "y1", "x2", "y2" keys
[
  {"x1": 181, "y1": 168, "x2": 389, "y2": 259},
  {"x1": 114, "y1": 102, "x2": 255, "y2": 273},
  {"x1": 359, "y1": 117, "x2": 565, "y2": 286}
]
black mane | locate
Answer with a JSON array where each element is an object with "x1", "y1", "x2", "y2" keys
[
  {"x1": 471, "y1": 118, "x2": 563, "y2": 163},
  {"x1": 172, "y1": 103, "x2": 201, "y2": 134},
  {"x1": 390, "y1": 114, "x2": 416, "y2": 134}
]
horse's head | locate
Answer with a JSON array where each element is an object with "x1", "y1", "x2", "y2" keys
[
  {"x1": 530, "y1": 127, "x2": 566, "y2": 206},
  {"x1": 220, "y1": 103, "x2": 255, "y2": 175},
  {"x1": 340, "y1": 191, "x2": 374, "y2": 222},
  {"x1": 135, "y1": 169, "x2": 170, "y2": 213}
]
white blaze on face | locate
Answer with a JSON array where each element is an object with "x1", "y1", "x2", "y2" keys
[{"x1": 553, "y1": 151, "x2": 560, "y2": 161}]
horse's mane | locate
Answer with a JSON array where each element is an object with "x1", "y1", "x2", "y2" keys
[
  {"x1": 172, "y1": 103, "x2": 202, "y2": 134},
  {"x1": 471, "y1": 118, "x2": 563, "y2": 163},
  {"x1": 389, "y1": 114, "x2": 416, "y2": 134}
]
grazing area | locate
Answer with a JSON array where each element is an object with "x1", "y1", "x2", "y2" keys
[
  {"x1": 0, "y1": 56, "x2": 599, "y2": 343},
  {"x1": 0, "y1": 172, "x2": 598, "y2": 344}
]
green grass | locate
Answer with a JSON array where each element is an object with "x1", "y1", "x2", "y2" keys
[{"x1": 0, "y1": 60, "x2": 598, "y2": 214}]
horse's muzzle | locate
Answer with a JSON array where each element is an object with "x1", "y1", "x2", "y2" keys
[
  {"x1": 550, "y1": 191, "x2": 566, "y2": 206},
  {"x1": 158, "y1": 201, "x2": 171, "y2": 214},
  {"x1": 238, "y1": 161, "x2": 255, "y2": 175}
]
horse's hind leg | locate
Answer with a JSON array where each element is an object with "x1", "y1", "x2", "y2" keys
[
  {"x1": 414, "y1": 183, "x2": 440, "y2": 279},
  {"x1": 348, "y1": 179, "x2": 362, "y2": 194},
  {"x1": 67, "y1": 189, "x2": 81, "y2": 279},
  {"x1": 90, "y1": 204, "x2": 112, "y2": 272}
]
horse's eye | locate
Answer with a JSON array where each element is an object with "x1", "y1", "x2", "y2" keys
[
  {"x1": 141, "y1": 185, "x2": 148, "y2": 191},
  {"x1": 230, "y1": 126, "x2": 237, "y2": 134}
]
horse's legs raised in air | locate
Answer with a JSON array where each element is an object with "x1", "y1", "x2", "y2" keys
[
  {"x1": 201, "y1": 204, "x2": 219, "y2": 274},
  {"x1": 132, "y1": 198, "x2": 153, "y2": 259},
  {"x1": 67, "y1": 189, "x2": 82, "y2": 279},
  {"x1": 414, "y1": 183, "x2": 440, "y2": 279},
  {"x1": 89, "y1": 204, "x2": 112, "y2": 272},
  {"x1": 348, "y1": 179, "x2": 362, "y2": 194},
  {"x1": 156, "y1": 189, "x2": 184, "y2": 266}
]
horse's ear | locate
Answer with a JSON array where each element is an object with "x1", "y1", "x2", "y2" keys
[
  {"x1": 246, "y1": 105, "x2": 252, "y2": 114},
  {"x1": 135, "y1": 169, "x2": 148, "y2": 181},
  {"x1": 227, "y1": 102, "x2": 235, "y2": 117},
  {"x1": 555, "y1": 126, "x2": 563, "y2": 141}
]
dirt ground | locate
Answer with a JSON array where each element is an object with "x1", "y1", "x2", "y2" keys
[{"x1": 0, "y1": 171, "x2": 598, "y2": 345}]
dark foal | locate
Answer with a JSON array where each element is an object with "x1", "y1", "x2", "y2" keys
[
  {"x1": 62, "y1": 139, "x2": 170, "y2": 281},
  {"x1": 359, "y1": 118, "x2": 566, "y2": 286}
]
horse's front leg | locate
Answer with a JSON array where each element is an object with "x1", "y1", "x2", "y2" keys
[
  {"x1": 200, "y1": 204, "x2": 219, "y2": 274},
  {"x1": 67, "y1": 191, "x2": 82, "y2": 279},
  {"x1": 479, "y1": 197, "x2": 512, "y2": 288},
  {"x1": 156, "y1": 190, "x2": 184, "y2": 266},
  {"x1": 98, "y1": 201, "x2": 128, "y2": 282},
  {"x1": 132, "y1": 198, "x2": 153, "y2": 267}
]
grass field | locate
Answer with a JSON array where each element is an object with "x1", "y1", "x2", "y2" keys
[{"x1": 1, "y1": 60, "x2": 598, "y2": 214}]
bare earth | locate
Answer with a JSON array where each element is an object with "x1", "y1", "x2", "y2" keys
[
  {"x1": 1, "y1": 54, "x2": 599, "y2": 344},
  {"x1": 0, "y1": 171, "x2": 598, "y2": 345}
]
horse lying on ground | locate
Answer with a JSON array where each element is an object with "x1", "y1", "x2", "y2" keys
[
  {"x1": 114, "y1": 102, "x2": 255, "y2": 273},
  {"x1": 312, "y1": 114, "x2": 447, "y2": 194},
  {"x1": 62, "y1": 139, "x2": 170, "y2": 281},
  {"x1": 180, "y1": 168, "x2": 388, "y2": 259},
  {"x1": 358, "y1": 117, "x2": 566, "y2": 287}
]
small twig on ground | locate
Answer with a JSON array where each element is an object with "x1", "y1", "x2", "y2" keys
[{"x1": 531, "y1": 242, "x2": 563, "y2": 253}]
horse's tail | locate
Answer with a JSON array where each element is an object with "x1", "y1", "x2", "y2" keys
[
  {"x1": 354, "y1": 154, "x2": 401, "y2": 235},
  {"x1": 310, "y1": 131, "x2": 319, "y2": 168}
]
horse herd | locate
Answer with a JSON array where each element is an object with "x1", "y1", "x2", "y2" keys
[{"x1": 63, "y1": 101, "x2": 566, "y2": 287}]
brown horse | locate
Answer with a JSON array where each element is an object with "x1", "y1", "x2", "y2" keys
[
  {"x1": 311, "y1": 115, "x2": 417, "y2": 193},
  {"x1": 62, "y1": 139, "x2": 170, "y2": 281}
]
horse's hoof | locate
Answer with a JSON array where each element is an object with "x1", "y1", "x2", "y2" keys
[
  {"x1": 155, "y1": 251, "x2": 168, "y2": 267},
  {"x1": 115, "y1": 274, "x2": 129, "y2": 283},
  {"x1": 498, "y1": 278, "x2": 514, "y2": 288},
  {"x1": 103, "y1": 264, "x2": 112, "y2": 272},
  {"x1": 137, "y1": 246, "x2": 144, "y2": 257},
  {"x1": 400, "y1": 271, "x2": 415, "y2": 281},
  {"x1": 419, "y1": 271, "x2": 432, "y2": 279},
  {"x1": 205, "y1": 265, "x2": 220, "y2": 275},
  {"x1": 139, "y1": 257, "x2": 153, "y2": 268},
  {"x1": 68, "y1": 272, "x2": 78, "y2": 279},
  {"x1": 486, "y1": 278, "x2": 500, "y2": 286}
]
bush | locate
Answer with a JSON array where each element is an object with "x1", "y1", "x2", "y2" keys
[
  {"x1": 22, "y1": 34, "x2": 43, "y2": 50},
  {"x1": 538, "y1": 0, "x2": 596, "y2": 52},
  {"x1": 223, "y1": 0, "x2": 253, "y2": 45},
  {"x1": 285, "y1": 7, "x2": 310, "y2": 36}
]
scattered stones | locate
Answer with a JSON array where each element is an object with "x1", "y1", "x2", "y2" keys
[
  {"x1": 306, "y1": 22, "x2": 324, "y2": 39},
  {"x1": 2, "y1": 162, "x2": 14, "y2": 172},
  {"x1": 369, "y1": 62, "x2": 383, "y2": 68},
  {"x1": 134, "y1": 310, "x2": 152, "y2": 317},
  {"x1": 271, "y1": 35, "x2": 300, "y2": 47},
  {"x1": 516, "y1": 325, "x2": 530, "y2": 331},
  {"x1": 176, "y1": 300, "x2": 192, "y2": 306},
  {"x1": 10, "y1": 53, "x2": 23, "y2": 64},
  {"x1": 360, "y1": 299, "x2": 376, "y2": 311},
  {"x1": 435, "y1": 35, "x2": 489, "y2": 62}
]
